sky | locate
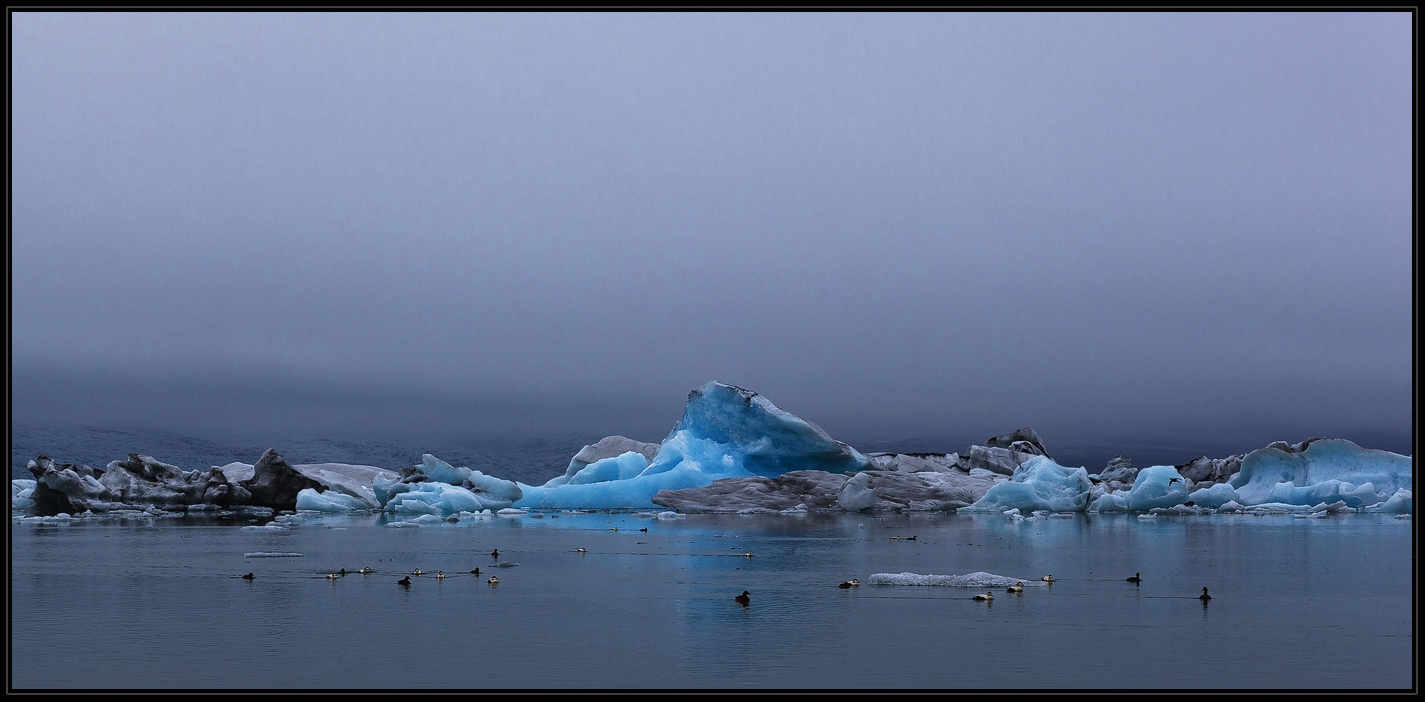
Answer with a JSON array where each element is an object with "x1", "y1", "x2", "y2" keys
[{"x1": 9, "y1": 12, "x2": 1414, "y2": 463}]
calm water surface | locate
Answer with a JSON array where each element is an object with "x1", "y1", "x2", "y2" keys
[{"x1": 10, "y1": 510, "x2": 1413, "y2": 689}]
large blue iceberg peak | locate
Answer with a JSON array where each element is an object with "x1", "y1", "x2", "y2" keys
[
  {"x1": 515, "y1": 381, "x2": 869, "y2": 510},
  {"x1": 655, "y1": 381, "x2": 870, "y2": 478}
]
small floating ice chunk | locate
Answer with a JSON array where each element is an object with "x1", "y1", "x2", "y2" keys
[
  {"x1": 243, "y1": 552, "x2": 304, "y2": 558},
  {"x1": 868, "y1": 571, "x2": 1044, "y2": 588}
]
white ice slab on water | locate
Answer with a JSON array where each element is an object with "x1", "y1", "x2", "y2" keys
[
  {"x1": 868, "y1": 571, "x2": 1046, "y2": 587},
  {"x1": 243, "y1": 552, "x2": 304, "y2": 558}
]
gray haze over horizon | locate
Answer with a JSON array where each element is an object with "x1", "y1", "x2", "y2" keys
[{"x1": 10, "y1": 12, "x2": 1415, "y2": 464}]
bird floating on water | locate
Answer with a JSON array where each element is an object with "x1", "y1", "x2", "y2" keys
[
  {"x1": 639, "y1": 527, "x2": 648, "y2": 532},
  {"x1": 743, "y1": 552, "x2": 754, "y2": 558},
  {"x1": 360, "y1": 567, "x2": 372, "y2": 574},
  {"x1": 412, "y1": 568, "x2": 423, "y2": 576},
  {"x1": 906, "y1": 536, "x2": 916, "y2": 541},
  {"x1": 1127, "y1": 572, "x2": 1141, "y2": 584},
  {"x1": 1199, "y1": 587, "x2": 1212, "y2": 602},
  {"x1": 1007, "y1": 582, "x2": 1024, "y2": 593},
  {"x1": 488, "y1": 576, "x2": 499, "y2": 585},
  {"x1": 436, "y1": 571, "x2": 445, "y2": 580},
  {"x1": 397, "y1": 576, "x2": 411, "y2": 586},
  {"x1": 1041, "y1": 575, "x2": 1054, "y2": 583},
  {"x1": 241, "y1": 573, "x2": 255, "y2": 580},
  {"x1": 735, "y1": 591, "x2": 751, "y2": 605},
  {"x1": 839, "y1": 579, "x2": 860, "y2": 589},
  {"x1": 469, "y1": 568, "x2": 481, "y2": 575},
  {"x1": 326, "y1": 573, "x2": 340, "y2": 580},
  {"x1": 972, "y1": 592, "x2": 994, "y2": 601},
  {"x1": 491, "y1": 549, "x2": 499, "y2": 558},
  {"x1": 576, "y1": 548, "x2": 587, "y2": 553}
]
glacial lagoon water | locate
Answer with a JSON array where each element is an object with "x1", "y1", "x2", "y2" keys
[{"x1": 10, "y1": 509, "x2": 1413, "y2": 689}]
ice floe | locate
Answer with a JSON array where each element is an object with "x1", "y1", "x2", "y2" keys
[{"x1": 868, "y1": 571, "x2": 1046, "y2": 587}]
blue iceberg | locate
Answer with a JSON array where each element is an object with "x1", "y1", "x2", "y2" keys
[
  {"x1": 373, "y1": 454, "x2": 523, "y2": 515},
  {"x1": 962, "y1": 456, "x2": 1093, "y2": 513},
  {"x1": 1229, "y1": 439, "x2": 1412, "y2": 508},
  {"x1": 1126, "y1": 465, "x2": 1191, "y2": 511},
  {"x1": 1187, "y1": 482, "x2": 1240, "y2": 509},
  {"x1": 516, "y1": 381, "x2": 870, "y2": 510}
]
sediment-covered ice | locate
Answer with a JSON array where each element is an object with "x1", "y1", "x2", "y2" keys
[
  {"x1": 517, "y1": 381, "x2": 870, "y2": 510},
  {"x1": 868, "y1": 571, "x2": 1046, "y2": 587},
  {"x1": 649, "y1": 469, "x2": 997, "y2": 513},
  {"x1": 961, "y1": 456, "x2": 1093, "y2": 513}
]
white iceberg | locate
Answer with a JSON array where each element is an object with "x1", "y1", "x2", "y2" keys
[
  {"x1": 12, "y1": 479, "x2": 37, "y2": 510},
  {"x1": 837, "y1": 472, "x2": 878, "y2": 511},
  {"x1": 961, "y1": 456, "x2": 1093, "y2": 513}
]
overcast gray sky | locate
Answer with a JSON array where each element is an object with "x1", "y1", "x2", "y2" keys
[{"x1": 10, "y1": 12, "x2": 1414, "y2": 459}]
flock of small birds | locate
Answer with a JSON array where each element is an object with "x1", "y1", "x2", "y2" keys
[{"x1": 237, "y1": 540, "x2": 1216, "y2": 609}]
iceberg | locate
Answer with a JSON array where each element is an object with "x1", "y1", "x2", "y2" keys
[
  {"x1": 1126, "y1": 466, "x2": 1190, "y2": 511},
  {"x1": 1364, "y1": 489, "x2": 1412, "y2": 513},
  {"x1": 372, "y1": 454, "x2": 523, "y2": 515},
  {"x1": 961, "y1": 456, "x2": 1093, "y2": 513},
  {"x1": 837, "y1": 472, "x2": 878, "y2": 511},
  {"x1": 1187, "y1": 482, "x2": 1240, "y2": 509},
  {"x1": 1229, "y1": 439, "x2": 1412, "y2": 507},
  {"x1": 567, "y1": 451, "x2": 650, "y2": 485},
  {"x1": 649, "y1": 469, "x2": 994, "y2": 513},
  {"x1": 516, "y1": 381, "x2": 870, "y2": 510},
  {"x1": 543, "y1": 436, "x2": 661, "y2": 487}
]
